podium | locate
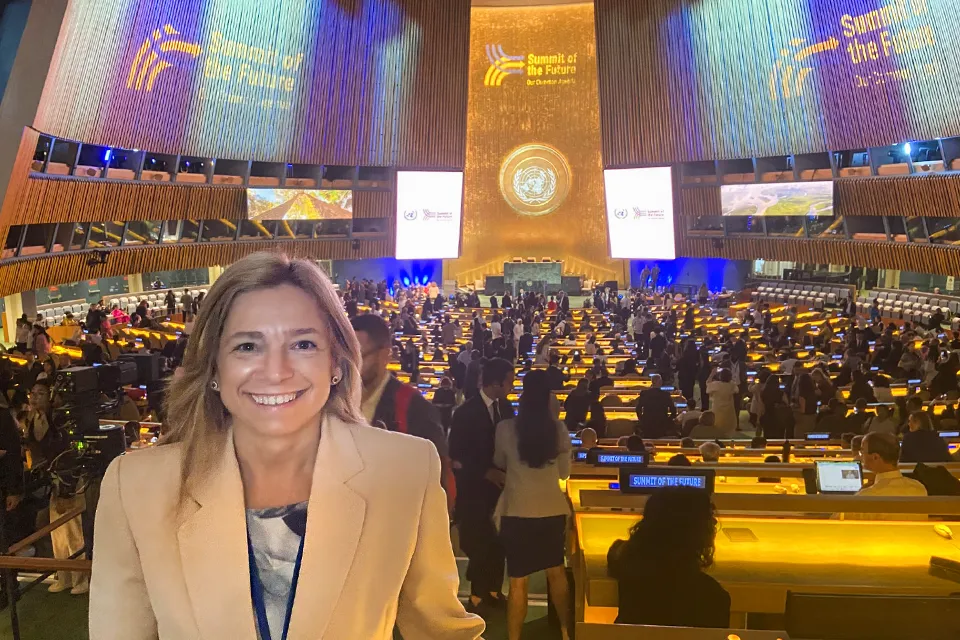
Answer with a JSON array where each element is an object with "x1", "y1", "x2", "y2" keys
[{"x1": 503, "y1": 261, "x2": 563, "y2": 295}]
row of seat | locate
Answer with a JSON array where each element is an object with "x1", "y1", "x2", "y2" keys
[
  {"x1": 751, "y1": 281, "x2": 851, "y2": 309},
  {"x1": 681, "y1": 160, "x2": 953, "y2": 184},
  {"x1": 37, "y1": 287, "x2": 208, "y2": 326},
  {"x1": 32, "y1": 162, "x2": 383, "y2": 189},
  {"x1": 856, "y1": 290, "x2": 959, "y2": 327}
]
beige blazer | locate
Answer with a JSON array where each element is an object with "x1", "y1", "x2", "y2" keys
[{"x1": 89, "y1": 415, "x2": 484, "y2": 640}]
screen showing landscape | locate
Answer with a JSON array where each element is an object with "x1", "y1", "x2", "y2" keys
[
  {"x1": 246, "y1": 189, "x2": 352, "y2": 221},
  {"x1": 721, "y1": 181, "x2": 834, "y2": 217}
]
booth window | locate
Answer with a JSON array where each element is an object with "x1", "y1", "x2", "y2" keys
[
  {"x1": 123, "y1": 221, "x2": 161, "y2": 246},
  {"x1": 1, "y1": 226, "x2": 24, "y2": 259},
  {"x1": 926, "y1": 217, "x2": 960, "y2": 245},
  {"x1": 180, "y1": 220, "x2": 200, "y2": 243},
  {"x1": 160, "y1": 221, "x2": 181, "y2": 244},
  {"x1": 315, "y1": 219, "x2": 351, "y2": 237},
  {"x1": 765, "y1": 216, "x2": 805, "y2": 237},
  {"x1": 904, "y1": 216, "x2": 929, "y2": 243},
  {"x1": 238, "y1": 219, "x2": 275, "y2": 240},
  {"x1": 69, "y1": 223, "x2": 91, "y2": 250},
  {"x1": 688, "y1": 216, "x2": 723, "y2": 234},
  {"x1": 807, "y1": 215, "x2": 845, "y2": 239},
  {"x1": 724, "y1": 216, "x2": 764, "y2": 235},
  {"x1": 886, "y1": 216, "x2": 908, "y2": 243},
  {"x1": 845, "y1": 216, "x2": 888, "y2": 242},
  {"x1": 51, "y1": 222, "x2": 76, "y2": 253},
  {"x1": 200, "y1": 219, "x2": 237, "y2": 242},
  {"x1": 20, "y1": 224, "x2": 57, "y2": 256}
]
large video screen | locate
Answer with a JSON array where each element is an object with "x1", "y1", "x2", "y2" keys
[
  {"x1": 246, "y1": 189, "x2": 352, "y2": 221},
  {"x1": 34, "y1": 0, "x2": 468, "y2": 166},
  {"x1": 603, "y1": 167, "x2": 676, "y2": 260},
  {"x1": 596, "y1": 0, "x2": 960, "y2": 163},
  {"x1": 395, "y1": 171, "x2": 464, "y2": 260},
  {"x1": 721, "y1": 181, "x2": 834, "y2": 217}
]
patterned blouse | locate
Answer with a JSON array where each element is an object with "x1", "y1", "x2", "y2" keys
[{"x1": 245, "y1": 501, "x2": 308, "y2": 640}]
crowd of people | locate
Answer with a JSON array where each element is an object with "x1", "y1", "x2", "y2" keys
[
  {"x1": 3, "y1": 265, "x2": 955, "y2": 637},
  {"x1": 0, "y1": 292, "x2": 200, "y2": 599},
  {"x1": 336, "y1": 277, "x2": 960, "y2": 634}
]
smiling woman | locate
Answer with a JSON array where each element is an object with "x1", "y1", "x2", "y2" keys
[{"x1": 88, "y1": 252, "x2": 484, "y2": 640}]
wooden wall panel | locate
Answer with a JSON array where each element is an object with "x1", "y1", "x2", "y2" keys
[
  {"x1": 34, "y1": 0, "x2": 470, "y2": 168},
  {"x1": 0, "y1": 129, "x2": 40, "y2": 228},
  {"x1": 0, "y1": 238, "x2": 393, "y2": 297},
  {"x1": 679, "y1": 236, "x2": 960, "y2": 277},
  {"x1": 835, "y1": 174, "x2": 960, "y2": 219},
  {"x1": 5, "y1": 177, "x2": 394, "y2": 225},
  {"x1": 678, "y1": 187, "x2": 721, "y2": 218}
]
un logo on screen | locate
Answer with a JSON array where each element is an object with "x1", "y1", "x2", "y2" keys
[
  {"x1": 615, "y1": 209, "x2": 628, "y2": 219},
  {"x1": 403, "y1": 210, "x2": 418, "y2": 221}
]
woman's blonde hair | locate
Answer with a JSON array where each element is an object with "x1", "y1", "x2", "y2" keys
[{"x1": 162, "y1": 252, "x2": 363, "y2": 503}]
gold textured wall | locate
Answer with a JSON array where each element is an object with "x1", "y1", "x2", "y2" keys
[{"x1": 448, "y1": 3, "x2": 624, "y2": 286}]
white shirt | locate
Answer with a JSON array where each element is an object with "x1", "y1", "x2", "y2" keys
[
  {"x1": 864, "y1": 416, "x2": 898, "y2": 435},
  {"x1": 361, "y1": 373, "x2": 392, "y2": 423},
  {"x1": 858, "y1": 470, "x2": 927, "y2": 497},
  {"x1": 513, "y1": 323, "x2": 522, "y2": 341},
  {"x1": 845, "y1": 470, "x2": 928, "y2": 521},
  {"x1": 491, "y1": 322, "x2": 501, "y2": 339},
  {"x1": 480, "y1": 389, "x2": 499, "y2": 425}
]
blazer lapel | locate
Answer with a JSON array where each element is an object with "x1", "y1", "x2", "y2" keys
[
  {"x1": 178, "y1": 433, "x2": 258, "y2": 640},
  {"x1": 286, "y1": 415, "x2": 367, "y2": 640}
]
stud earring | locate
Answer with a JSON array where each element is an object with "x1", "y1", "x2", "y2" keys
[
  {"x1": 210, "y1": 380, "x2": 219, "y2": 391},
  {"x1": 331, "y1": 374, "x2": 341, "y2": 385}
]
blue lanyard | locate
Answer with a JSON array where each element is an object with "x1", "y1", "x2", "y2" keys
[{"x1": 248, "y1": 534, "x2": 306, "y2": 640}]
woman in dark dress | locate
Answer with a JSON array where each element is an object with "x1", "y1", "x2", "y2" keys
[
  {"x1": 696, "y1": 349, "x2": 712, "y2": 411},
  {"x1": 676, "y1": 341, "x2": 699, "y2": 402},
  {"x1": 607, "y1": 488, "x2": 730, "y2": 628}
]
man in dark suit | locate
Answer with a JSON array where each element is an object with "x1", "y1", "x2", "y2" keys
[
  {"x1": 545, "y1": 353, "x2": 568, "y2": 391},
  {"x1": 636, "y1": 374, "x2": 677, "y2": 438},
  {"x1": 559, "y1": 291, "x2": 570, "y2": 314},
  {"x1": 351, "y1": 315, "x2": 449, "y2": 489},
  {"x1": 449, "y1": 357, "x2": 516, "y2": 614},
  {"x1": 517, "y1": 327, "x2": 534, "y2": 360}
]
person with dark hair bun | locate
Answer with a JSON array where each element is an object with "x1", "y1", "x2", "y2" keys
[
  {"x1": 494, "y1": 369, "x2": 572, "y2": 640},
  {"x1": 607, "y1": 488, "x2": 730, "y2": 628}
]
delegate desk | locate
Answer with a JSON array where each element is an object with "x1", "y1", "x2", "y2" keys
[
  {"x1": 573, "y1": 493, "x2": 960, "y2": 627},
  {"x1": 566, "y1": 474, "x2": 807, "y2": 509}
]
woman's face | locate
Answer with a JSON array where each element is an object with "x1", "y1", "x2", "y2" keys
[
  {"x1": 216, "y1": 284, "x2": 338, "y2": 440},
  {"x1": 908, "y1": 415, "x2": 921, "y2": 432},
  {"x1": 29, "y1": 384, "x2": 48, "y2": 409}
]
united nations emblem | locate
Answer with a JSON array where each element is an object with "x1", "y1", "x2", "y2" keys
[
  {"x1": 513, "y1": 166, "x2": 557, "y2": 206},
  {"x1": 498, "y1": 143, "x2": 571, "y2": 216}
]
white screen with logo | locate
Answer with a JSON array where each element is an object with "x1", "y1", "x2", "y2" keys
[
  {"x1": 603, "y1": 167, "x2": 676, "y2": 260},
  {"x1": 395, "y1": 171, "x2": 464, "y2": 259},
  {"x1": 815, "y1": 461, "x2": 863, "y2": 494}
]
